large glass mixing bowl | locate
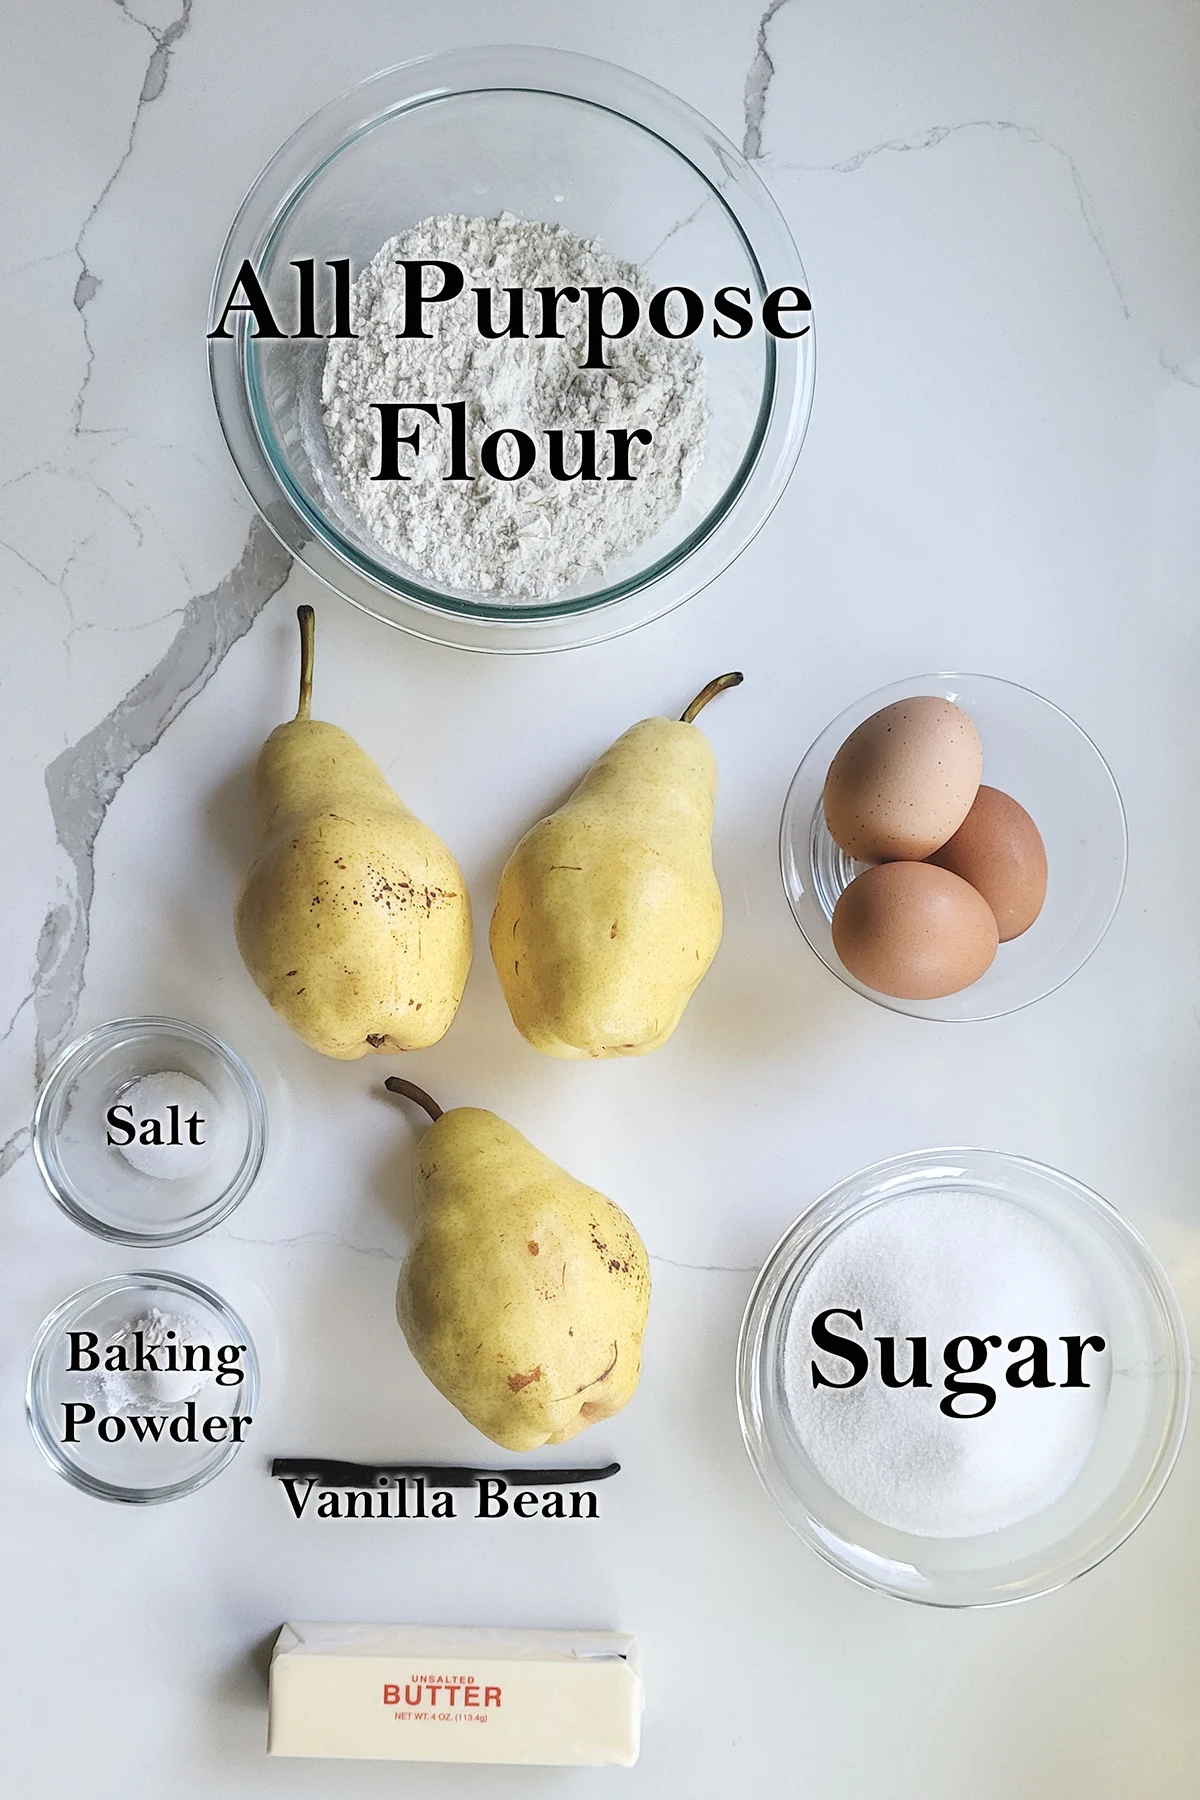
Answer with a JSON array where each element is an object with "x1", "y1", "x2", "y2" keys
[{"x1": 208, "y1": 46, "x2": 815, "y2": 652}]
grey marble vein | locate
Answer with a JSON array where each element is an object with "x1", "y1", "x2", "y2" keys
[
  {"x1": 139, "y1": 1, "x2": 193, "y2": 103},
  {"x1": 73, "y1": 0, "x2": 194, "y2": 432},
  {"x1": 33, "y1": 518, "x2": 293, "y2": 1090},
  {"x1": 650, "y1": 1253, "x2": 758, "y2": 1275},
  {"x1": 778, "y1": 120, "x2": 1131, "y2": 320},
  {"x1": 64, "y1": 606, "x2": 188, "y2": 654},
  {"x1": 0, "y1": 468, "x2": 148, "y2": 610},
  {"x1": 0, "y1": 994, "x2": 32, "y2": 1051},
  {"x1": 222, "y1": 1226, "x2": 397, "y2": 1263},
  {"x1": 0, "y1": 531, "x2": 60, "y2": 591},
  {"x1": 0, "y1": 1128, "x2": 30, "y2": 1182},
  {"x1": 1161, "y1": 351, "x2": 1200, "y2": 389},
  {"x1": 0, "y1": 993, "x2": 36, "y2": 1171},
  {"x1": 743, "y1": 0, "x2": 795, "y2": 160},
  {"x1": 6, "y1": 249, "x2": 77, "y2": 282},
  {"x1": 0, "y1": 0, "x2": 297, "y2": 1194},
  {"x1": 646, "y1": 198, "x2": 708, "y2": 265}
]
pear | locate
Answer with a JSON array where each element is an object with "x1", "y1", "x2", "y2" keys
[
  {"x1": 489, "y1": 673, "x2": 742, "y2": 1058},
  {"x1": 235, "y1": 607, "x2": 472, "y2": 1058},
  {"x1": 386, "y1": 1078, "x2": 650, "y2": 1452}
]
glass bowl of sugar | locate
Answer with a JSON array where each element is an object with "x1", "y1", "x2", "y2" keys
[
  {"x1": 33, "y1": 1018, "x2": 268, "y2": 1246},
  {"x1": 208, "y1": 45, "x2": 814, "y2": 652},
  {"x1": 737, "y1": 1149, "x2": 1189, "y2": 1607},
  {"x1": 26, "y1": 1271, "x2": 259, "y2": 1504}
]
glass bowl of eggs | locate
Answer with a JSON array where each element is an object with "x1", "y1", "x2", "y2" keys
[{"x1": 779, "y1": 674, "x2": 1127, "y2": 1021}]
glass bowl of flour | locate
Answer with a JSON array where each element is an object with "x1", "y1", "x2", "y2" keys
[
  {"x1": 737, "y1": 1149, "x2": 1189, "y2": 1606},
  {"x1": 208, "y1": 47, "x2": 814, "y2": 652}
]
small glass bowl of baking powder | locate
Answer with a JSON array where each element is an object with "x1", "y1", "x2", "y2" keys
[
  {"x1": 26, "y1": 1271, "x2": 260, "y2": 1504},
  {"x1": 33, "y1": 1018, "x2": 268, "y2": 1246},
  {"x1": 737, "y1": 1149, "x2": 1189, "y2": 1606},
  {"x1": 208, "y1": 46, "x2": 814, "y2": 652}
]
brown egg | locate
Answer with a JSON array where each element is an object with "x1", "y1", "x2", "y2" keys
[
  {"x1": 926, "y1": 785, "x2": 1047, "y2": 941},
  {"x1": 823, "y1": 697, "x2": 983, "y2": 862},
  {"x1": 832, "y1": 862, "x2": 1000, "y2": 999}
]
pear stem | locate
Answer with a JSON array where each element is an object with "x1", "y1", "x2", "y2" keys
[
  {"x1": 384, "y1": 1077, "x2": 443, "y2": 1123},
  {"x1": 296, "y1": 605, "x2": 315, "y2": 721},
  {"x1": 680, "y1": 671, "x2": 744, "y2": 724}
]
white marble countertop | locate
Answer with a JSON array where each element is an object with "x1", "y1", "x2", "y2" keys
[{"x1": 3, "y1": 2, "x2": 1200, "y2": 1794}]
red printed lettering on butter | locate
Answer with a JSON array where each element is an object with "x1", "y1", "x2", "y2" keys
[{"x1": 384, "y1": 1680, "x2": 502, "y2": 1709}]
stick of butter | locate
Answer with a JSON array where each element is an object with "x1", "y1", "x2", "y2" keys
[{"x1": 267, "y1": 1622, "x2": 643, "y2": 1766}]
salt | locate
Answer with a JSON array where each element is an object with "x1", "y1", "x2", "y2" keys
[
  {"x1": 108, "y1": 1070, "x2": 218, "y2": 1181},
  {"x1": 783, "y1": 1190, "x2": 1109, "y2": 1538}
]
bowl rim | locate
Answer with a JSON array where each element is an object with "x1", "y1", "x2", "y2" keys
[
  {"x1": 778, "y1": 670, "x2": 1129, "y2": 1021},
  {"x1": 25, "y1": 1269, "x2": 261, "y2": 1505},
  {"x1": 207, "y1": 44, "x2": 816, "y2": 652},
  {"x1": 736, "y1": 1146, "x2": 1190, "y2": 1607},
  {"x1": 32, "y1": 1016, "x2": 268, "y2": 1246}
]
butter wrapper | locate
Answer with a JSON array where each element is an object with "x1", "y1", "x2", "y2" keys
[{"x1": 267, "y1": 1622, "x2": 642, "y2": 1765}]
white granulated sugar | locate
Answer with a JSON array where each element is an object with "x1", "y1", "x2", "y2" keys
[
  {"x1": 783, "y1": 1191, "x2": 1109, "y2": 1538},
  {"x1": 322, "y1": 213, "x2": 709, "y2": 600}
]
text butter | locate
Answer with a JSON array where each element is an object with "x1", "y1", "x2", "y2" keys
[{"x1": 267, "y1": 1623, "x2": 642, "y2": 1766}]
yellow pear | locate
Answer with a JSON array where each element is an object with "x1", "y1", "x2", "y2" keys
[
  {"x1": 235, "y1": 607, "x2": 472, "y2": 1058},
  {"x1": 489, "y1": 674, "x2": 742, "y2": 1058},
  {"x1": 386, "y1": 1078, "x2": 650, "y2": 1452}
]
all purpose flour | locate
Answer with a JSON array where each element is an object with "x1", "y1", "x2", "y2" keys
[{"x1": 321, "y1": 213, "x2": 709, "y2": 600}]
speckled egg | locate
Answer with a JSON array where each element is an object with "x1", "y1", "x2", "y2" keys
[
  {"x1": 927, "y1": 785, "x2": 1047, "y2": 941},
  {"x1": 823, "y1": 698, "x2": 983, "y2": 862},
  {"x1": 831, "y1": 861, "x2": 1000, "y2": 999}
]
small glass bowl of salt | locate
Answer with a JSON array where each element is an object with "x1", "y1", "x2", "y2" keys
[
  {"x1": 26, "y1": 1271, "x2": 259, "y2": 1504},
  {"x1": 33, "y1": 1018, "x2": 267, "y2": 1246},
  {"x1": 737, "y1": 1148, "x2": 1189, "y2": 1607}
]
